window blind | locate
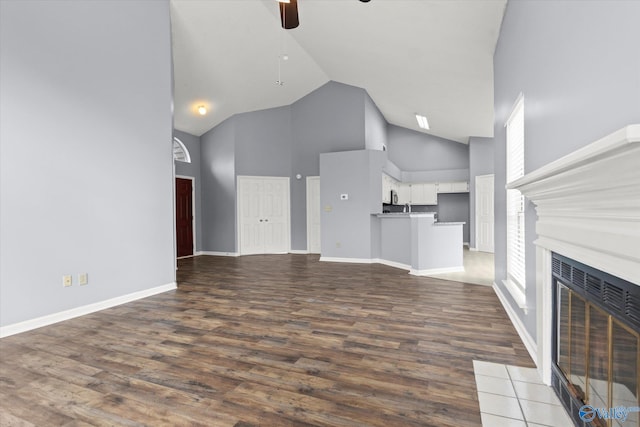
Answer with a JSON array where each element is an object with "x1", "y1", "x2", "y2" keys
[{"x1": 506, "y1": 96, "x2": 525, "y2": 292}]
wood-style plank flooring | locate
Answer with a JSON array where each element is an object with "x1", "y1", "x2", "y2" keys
[{"x1": 0, "y1": 254, "x2": 533, "y2": 426}]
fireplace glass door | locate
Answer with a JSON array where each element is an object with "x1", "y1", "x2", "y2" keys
[{"x1": 556, "y1": 282, "x2": 639, "y2": 427}]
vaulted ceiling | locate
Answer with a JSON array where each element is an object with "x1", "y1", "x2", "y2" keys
[{"x1": 170, "y1": 0, "x2": 507, "y2": 144}]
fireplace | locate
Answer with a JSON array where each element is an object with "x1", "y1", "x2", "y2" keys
[
  {"x1": 505, "y1": 125, "x2": 640, "y2": 427},
  {"x1": 551, "y1": 252, "x2": 639, "y2": 426}
]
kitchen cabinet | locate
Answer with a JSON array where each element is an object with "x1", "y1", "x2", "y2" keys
[
  {"x1": 398, "y1": 184, "x2": 411, "y2": 204},
  {"x1": 437, "y1": 181, "x2": 469, "y2": 193},
  {"x1": 410, "y1": 183, "x2": 437, "y2": 205},
  {"x1": 382, "y1": 174, "x2": 400, "y2": 204}
]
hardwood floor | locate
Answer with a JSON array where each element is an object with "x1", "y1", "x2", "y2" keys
[{"x1": 0, "y1": 254, "x2": 533, "y2": 426}]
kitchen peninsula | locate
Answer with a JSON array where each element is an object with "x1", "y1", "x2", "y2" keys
[{"x1": 376, "y1": 212, "x2": 464, "y2": 275}]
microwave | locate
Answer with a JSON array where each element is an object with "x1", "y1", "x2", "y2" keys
[{"x1": 390, "y1": 189, "x2": 398, "y2": 205}]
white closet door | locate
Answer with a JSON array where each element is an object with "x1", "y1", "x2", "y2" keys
[
  {"x1": 238, "y1": 176, "x2": 290, "y2": 255},
  {"x1": 261, "y1": 178, "x2": 290, "y2": 253},
  {"x1": 238, "y1": 177, "x2": 265, "y2": 255}
]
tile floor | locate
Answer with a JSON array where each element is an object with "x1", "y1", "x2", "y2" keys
[
  {"x1": 474, "y1": 360, "x2": 574, "y2": 427},
  {"x1": 428, "y1": 248, "x2": 495, "y2": 286}
]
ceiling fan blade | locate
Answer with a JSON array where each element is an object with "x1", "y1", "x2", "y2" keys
[{"x1": 279, "y1": 0, "x2": 299, "y2": 29}]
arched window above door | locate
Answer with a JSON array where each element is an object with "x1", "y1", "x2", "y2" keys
[{"x1": 173, "y1": 137, "x2": 191, "y2": 163}]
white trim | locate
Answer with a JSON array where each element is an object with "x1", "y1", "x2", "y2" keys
[
  {"x1": 376, "y1": 258, "x2": 412, "y2": 271},
  {"x1": 319, "y1": 257, "x2": 373, "y2": 264},
  {"x1": 289, "y1": 250, "x2": 309, "y2": 254},
  {"x1": 501, "y1": 278, "x2": 528, "y2": 310},
  {"x1": 503, "y1": 92, "x2": 524, "y2": 128},
  {"x1": 493, "y1": 282, "x2": 537, "y2": 364},
  {"x1": 176, "y1": 174, "x2": 196, "y2": 258},
  {"x1": 318, "y1": 257, "x2": 463, "y2": 276},
  {"x1": 0, "y1": 282, "x2": 177, "y2": 338},
  {"x1": 469, "y1": 247, "x2": 478, "y2": 252},
  {"x1": 173, "y1": 137, "x2": 191, "y2": 163},
  {"x1": 410, "y1": 266, "x2": 465, "y2": 276},
  {"x1": 198, "y1": 251, "x2": 239, "y2": 257}
]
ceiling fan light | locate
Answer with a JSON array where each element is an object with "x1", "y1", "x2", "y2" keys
[{"x1": 415, "y1": 114, "x2": 429, "y2": 130}]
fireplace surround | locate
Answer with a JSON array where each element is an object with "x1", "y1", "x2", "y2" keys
[
  {"x1": 505, "y1": 124, "x2": 640, "y2": 426},
  {"x1": 552, "y1": 252, "x2": 639, "y2": 426}
]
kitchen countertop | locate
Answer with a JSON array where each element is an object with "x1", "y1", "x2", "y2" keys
[{"x1": 375, "y1": 212, "x2": 435, "y2": 218}]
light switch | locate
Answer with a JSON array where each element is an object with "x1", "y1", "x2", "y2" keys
[{"x1": 79, "y1": 273, "x2": 88, "y2": 286}]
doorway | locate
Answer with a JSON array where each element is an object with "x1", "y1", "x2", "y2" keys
[
  {"x1": 306, "y1": 176, "x2": 321, "y2": 254},
  {"x1": 175, "y1": 176, "x2": 194, "y2": 258},
  {"x1": 476, "y1": 174, "x2": 494, "y2": 253}
]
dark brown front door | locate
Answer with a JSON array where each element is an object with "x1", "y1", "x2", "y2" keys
[{"x1": 176, "y1": 178, "x2": 193, "y2": 257}]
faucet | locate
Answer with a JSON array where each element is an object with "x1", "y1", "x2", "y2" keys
[{"x1": 404, "y1": 203, "x2": 411, "y2": 213}]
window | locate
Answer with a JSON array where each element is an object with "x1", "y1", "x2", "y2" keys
[
  {"x1": 173, "y1": 137, "x2": 191, "y2": 163},
  {"x1": 505, "y1": 94, "x2": 526, "y2": 307}
]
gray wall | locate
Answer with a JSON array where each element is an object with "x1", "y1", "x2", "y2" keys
[
  {"x1": 493, "y1": 0, "x2": 640, "y2": 340},
  {"x1": 290, "y1": 82, "x2": 370, "y2": 250},
  {"x1": 320, "y1": 150, "x2": 386, "y2": 259},
  {"x1": 468, "y1": 137, "x2": 494, "y2": 249},
  {"x1": 364, "y1": 92, "x2": 388, "y2": 151},
  {"x1": 235, "y1": 106, "x2": 292, "y2": 176},
  {"x1": 387, "y1": 125, "x2": 469, "y2": 171},
  {"x1": 201, "y1": 118, "x2": 237, "y2": 253},
  {"x1": 199, "y1": 81, "x2": 372, "y2": 253},
  {"x1": 0, "y1": 0, "x2": 174, "y2": 326},
  {"x1": 174, "y1": 130, "x2": 202, "y2": 252},
  {"x1": 437, "y1": 194, "x2": 470, "y2": 244}
]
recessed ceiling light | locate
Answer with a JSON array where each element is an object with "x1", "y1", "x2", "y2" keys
[
  {"x1": 198, "y1": 105, "x2": 207, "y2": 115},
  {"x1": 415, "y1": 114, "x2": 429, "y2": 130}
]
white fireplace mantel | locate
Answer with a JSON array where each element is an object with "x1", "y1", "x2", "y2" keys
[
  {"x1": 508, "y1": 124, "x2": 640, "y2": 286},
  {"x1": 507, "y1": 124, "x2": 640, "y2": 384}
]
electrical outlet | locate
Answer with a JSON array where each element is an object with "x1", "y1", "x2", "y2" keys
[
  {"x1": 79, "y1": 273, "x2": 88, "y2": 286},
  {"x1": 62, "y1": 275, "x2": 72, "y2": 287}
]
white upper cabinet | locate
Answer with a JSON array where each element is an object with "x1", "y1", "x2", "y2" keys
[
  {"x1": 410, "y1": 183, "x2": 438, "y2": 205},
  {"x1": 437, "y1": 181, "x2": 469, "y2": 193},
  {"x1": 398, "y1": 183, "x2": 411, "y2": 204},
  {"x1": 382, "y1": 174, "x2": 400, "y2": 204}
]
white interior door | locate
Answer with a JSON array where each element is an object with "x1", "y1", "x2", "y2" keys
[
  {"x1": 238, "y1": 176, "x2": 290, "y2": 255},
  {"x1": 306, "y1": 176, "x2": 321, "y2": 253},
  {"x1": 476, "y1": 174, "x2": 495, "y2": 253},
  {"x1": 261, "y1": 178, "x2": 290, "y2": 253}
]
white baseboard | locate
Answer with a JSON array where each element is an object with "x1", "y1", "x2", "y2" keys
[
  {"x1": 0, "y1": 282, "x2": 177, "y2": 338},
  {"x1": 375, "y1": 258, "x2": 411, "y2": 271},
  {"x1": 464, "y1": 242, "x2": 470, "y2": 247},
  {"x1": 469, "y1": 247, "x2": 478, "y2": 251},
  {"x1": 493, "y1": 282, "x2": 538, "y2": 364},
  {"x1": 289, "y1": 250, "x2": 309, "y2": 254},
  {"x1": 198, "y1": 251, "x2": 239, "y2": 257},
  {"x1": 319, "y1": 256, "x2": 374, "y2": 264},
  {"x1": 410, "y1": 266, "x2": 465, "y2": 276}
]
